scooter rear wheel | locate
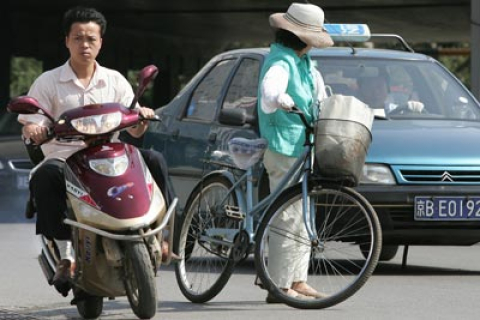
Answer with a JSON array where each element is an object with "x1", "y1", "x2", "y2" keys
[{"x1": 124, "y1": 241, "x2": 157, "y2": 319}]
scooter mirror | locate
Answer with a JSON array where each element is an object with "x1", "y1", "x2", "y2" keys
[
  {"x1": 138, "y1": 65, "x2": 159, "y2": 91},
  {"x1": 129, "y1": 65, "x2": 159, "y2": 109},
  {"x1": 7, "y1": 96, "x2": 55, "y2": 122}
]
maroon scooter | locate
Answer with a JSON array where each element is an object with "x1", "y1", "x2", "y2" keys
[{"x1": 7, "y1": 65, "x2": 177, "y2": 320}]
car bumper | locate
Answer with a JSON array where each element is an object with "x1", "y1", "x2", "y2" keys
[{"x1": 356, "y1": 184, "x2": 480, "y2": 245}]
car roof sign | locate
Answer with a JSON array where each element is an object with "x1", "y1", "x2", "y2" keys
[{"x1": 324, "y1": 24, "x2": 371, "y2": 42}]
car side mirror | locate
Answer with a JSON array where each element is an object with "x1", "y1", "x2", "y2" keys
[
  {"x1": 7, "y1": 96, "x2": 55, "y2": 123},
  {"x1": 219, "y1": 108, "x2": 257, "y2": 127}
]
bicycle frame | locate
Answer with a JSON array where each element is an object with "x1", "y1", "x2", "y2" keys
[
  {"x1": 175, "y1": 105, "x2": 381, "y2": 308},
  {"x1": 203, "y1": 109, "x2": 318, "y2": 250}
]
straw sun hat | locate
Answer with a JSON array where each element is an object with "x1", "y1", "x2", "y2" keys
[{"x1": 269, "y1": 2, "x2": 334, "y2": 48}]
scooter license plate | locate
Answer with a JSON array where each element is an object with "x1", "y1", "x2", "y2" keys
[{"x1": 16, "y1": 174, "x2": 29, "y2": 190}]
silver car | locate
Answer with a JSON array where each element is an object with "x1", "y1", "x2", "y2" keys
[{"x1": 0, "y1": 111, "x2": 34, "y2": 221}]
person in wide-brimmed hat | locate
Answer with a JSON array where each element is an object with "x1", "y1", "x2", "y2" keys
[
  {"x1": 269, "y1": 2, "x2": 333, "y2": 48},
  {"x1": 257, "y1": 2, "x2": 333, "y2": 303}
]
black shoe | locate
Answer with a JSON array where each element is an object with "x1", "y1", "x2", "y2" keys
[
  {"x1": 266, "y1": 293, "x2": 282, "y2": 304},
  {"x1": 52, "y1": 259, "x2": 73, "y2": 297}
]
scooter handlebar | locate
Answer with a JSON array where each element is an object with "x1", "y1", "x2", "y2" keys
[{"x1": 139, "y1": 114, "x2": 162, "y2": 122}]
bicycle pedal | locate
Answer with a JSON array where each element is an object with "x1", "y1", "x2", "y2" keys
[{"x1": 225, "y1": 205, "x2": 245, "y2": 220}]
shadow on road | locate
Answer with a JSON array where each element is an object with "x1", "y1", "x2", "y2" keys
[
  {"x1": 172, "y1": 255, "x2": 480, "y2": 277},
  {"x1": 11, "y1": 297, "x2": 301, "y2": 320}
]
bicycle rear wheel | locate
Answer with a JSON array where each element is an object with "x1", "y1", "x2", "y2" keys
[
  {"x1": 254, "y1": 183, "x2": 381, "y2": 309},
  {"x1": 174, "y1": 174, "x2": 239, "y2": 303}
]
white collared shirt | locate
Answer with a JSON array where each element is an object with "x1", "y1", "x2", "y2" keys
[{"x1": 18, "y1": 61, "x2": 135, "y2": 158}]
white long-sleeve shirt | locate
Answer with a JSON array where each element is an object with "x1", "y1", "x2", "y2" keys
[{"x1": 260, "y1": 64, "x2": 328, "y2": 114}]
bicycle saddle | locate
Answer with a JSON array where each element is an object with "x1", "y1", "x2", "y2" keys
[{"x1": 228, "y1": 137, "x2": 268, "y2": 170}]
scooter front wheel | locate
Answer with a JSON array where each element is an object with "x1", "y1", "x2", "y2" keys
[
  {"x1": 124, "y1": 241, "x2": 157, "y2": 319},
  {"x1": 75, "y1": 289, "x2": 103, "y2": 320}
]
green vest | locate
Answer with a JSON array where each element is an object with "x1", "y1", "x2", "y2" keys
[{"x1": 258, "y1": 43, "x2": 317, "y2": 157}]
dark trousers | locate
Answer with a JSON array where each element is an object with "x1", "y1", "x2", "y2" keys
[{"x1": 31, "y1": 149, "x2": 174, "y2": 240}]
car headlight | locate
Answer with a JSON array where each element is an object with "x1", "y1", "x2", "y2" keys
[
  {"x1": 89, "y1": 154, "x2": 128, "y2": 177},
  {"x1": 360, "y1": 164, "x2": 396, "y2": 185},
  {"x1": 71, "y1": 112, "x2": 122, "y2": 134}
]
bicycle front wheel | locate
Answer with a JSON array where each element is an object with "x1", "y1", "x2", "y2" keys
[
  {"x1": 174, "y1": 174, "x2": 239, "y2": 303},
  {"x1": 254, "y1": 183, "x2": 381, "y2": 309}
]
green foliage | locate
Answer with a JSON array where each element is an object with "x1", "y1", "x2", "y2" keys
[
  {"x1": 127, "y1": 69, "x2": 154, "y2": 107},
  {"x1": 438, "y1": 55, "x2": 471, "y2": 89},
  {"x1": 10, "y1": 56, "x2": 42, "y2": 97},
  {"x1": 413, "y1": 42, "x2": 471, "y2": 89}
]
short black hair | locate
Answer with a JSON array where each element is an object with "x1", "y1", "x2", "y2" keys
[
  {"x1": 63, "y1": 6, "x2": 107, "y2": 36},
  {"x1": 275, "y1": 29, "x2": 307, "y2": 51}
]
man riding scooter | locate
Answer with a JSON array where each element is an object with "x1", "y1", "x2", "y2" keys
[{"x1": 18, "y1": 6, "x2": 178, "y2": 297}]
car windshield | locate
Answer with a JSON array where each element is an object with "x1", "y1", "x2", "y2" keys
[
  {"x1": 0, "y1": 110, "x2": 22, "y2": 136},
  {"x1": 315, "y1": 57, "x2": 480, "y2": 121}
]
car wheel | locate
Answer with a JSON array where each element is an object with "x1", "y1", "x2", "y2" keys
[{"x1": 360, "y1": 244, "x2": 399, "y2": 261}]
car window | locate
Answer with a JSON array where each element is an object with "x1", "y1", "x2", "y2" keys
[
  {"x1": 185, "y1": 59, "x2": 236, "y2": 121},
  {"x1": 222, "y1": 58, "x2": 260, "y2": 118},
  {"x1": 317, "y1": 57, "x2": 480, "y2": 120}
]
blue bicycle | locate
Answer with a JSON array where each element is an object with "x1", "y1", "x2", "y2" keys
[{"x1": 174, "y1": 107, "x2": 382, "y2": 309}]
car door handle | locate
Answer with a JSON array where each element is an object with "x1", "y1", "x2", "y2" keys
[
  {"x1": 208, "y1": 132, "x2": 217, "y2": 143},
  {"x1": 170, "y1": 129, "x2": 179, "y2": 140}
]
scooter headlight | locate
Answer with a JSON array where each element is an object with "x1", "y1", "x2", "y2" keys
[
  {"x1": 71, "y1": 112, "x2": 122, "y2": 134},
  {"x1": 90, "y1": 154, "x2": 129, "y2": 177}
]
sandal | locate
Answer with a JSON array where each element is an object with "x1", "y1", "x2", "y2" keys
[{"x1": 265, "y1": 288, "x2": 313, "y2": 303}]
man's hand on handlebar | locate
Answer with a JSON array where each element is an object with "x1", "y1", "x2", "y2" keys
[
  {"x1": 128, "y1": 106, "x2": 160, "y2": 138},
  {"x1": 137, "y1": 107, "x2": 156, "y2": 122},
  {"x1": 22, "y1": 123, "x2": 49, "y2": 145}
]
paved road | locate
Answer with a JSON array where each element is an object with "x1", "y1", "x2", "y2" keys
[{"x1": 1, "y1": 223, "x2": 480, "y2": 320}]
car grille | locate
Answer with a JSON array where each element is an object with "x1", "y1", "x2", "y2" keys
[
  {"x1": 396, "y1": 168, "x2": 480, "y2": 184},
  {"x1": 8, "y1": 159, "x2": 34, "y2": 171},
  {"x1": 378, "y1": 207, "x2": 480, "y2": 229}
]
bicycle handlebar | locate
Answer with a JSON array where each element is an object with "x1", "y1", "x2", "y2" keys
[{"x1": 288, "y1": 106, "x2": 314, "y2": 133}]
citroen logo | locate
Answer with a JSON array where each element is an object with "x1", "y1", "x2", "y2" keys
[{"x1": 441, "y1": 171, "x2": 454, "y2": 182}]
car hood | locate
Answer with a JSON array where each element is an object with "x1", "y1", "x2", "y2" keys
[
  {"x1": 367, "y1": 119, "x2": 480, "y2": 166},
  {"x1": 0, "y1": 136, "x2": 29, "y2": 159}
]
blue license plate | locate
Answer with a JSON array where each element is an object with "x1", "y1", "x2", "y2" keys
[{"x1": 414, "y1": 196, "x2": 480, "y2": 220}]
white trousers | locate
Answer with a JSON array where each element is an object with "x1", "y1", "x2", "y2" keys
[{"x1": 263, "y1": 149, "x2": 310, "y2": 289}]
